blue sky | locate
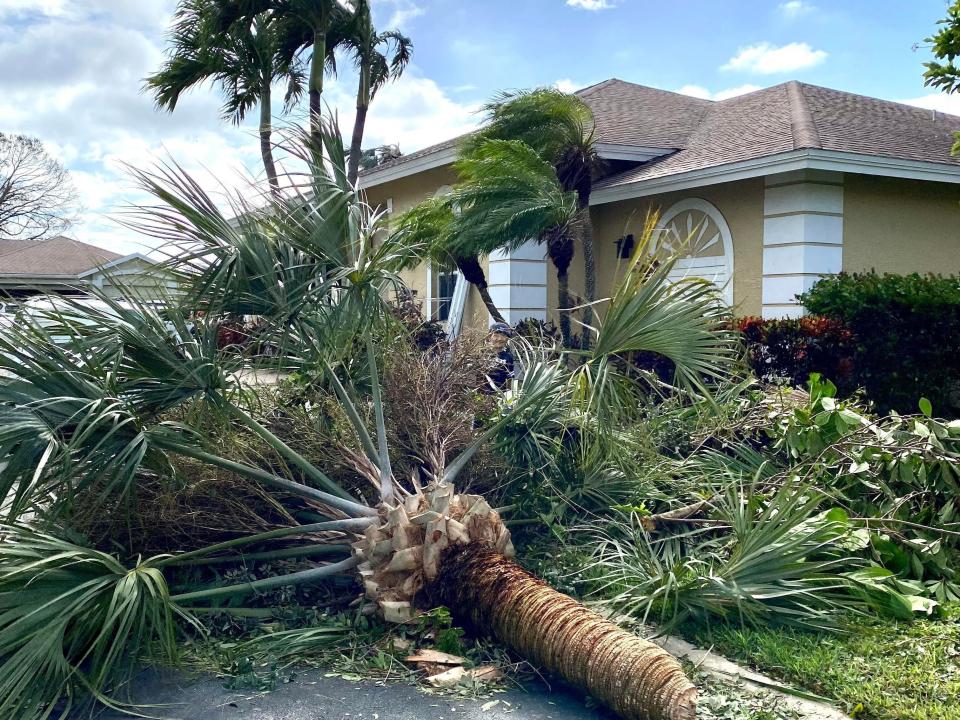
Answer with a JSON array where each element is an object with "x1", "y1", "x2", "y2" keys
[{"x1": 0, "y1": 0, "x2": 957, "y2": 254}]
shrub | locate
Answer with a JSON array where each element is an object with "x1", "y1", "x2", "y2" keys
[
  {"x1": 800, "y1": 272, "x2": 960, "y2": 415},
  {"x1": 738, "y1": 315, "x2": 855, "y2": 395}
]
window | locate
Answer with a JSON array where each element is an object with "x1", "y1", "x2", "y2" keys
[{"x1": 653, "y1": 198, "x2": 735, "y2": 305}]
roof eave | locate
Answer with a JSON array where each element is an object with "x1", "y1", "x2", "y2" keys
[
  {"x1": 359, "y1": 145, "x2": 459, "y2": 189},
  {"x1": 590, "y1": 149, "x2": 960, "y2": 205},
  {"x1": 357, "y1": 141, "x2": 675, "y2": 190}
]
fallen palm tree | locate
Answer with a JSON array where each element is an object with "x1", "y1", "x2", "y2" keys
[{"x1": 0, "y1": 122, "x2": 739, "y2": 720}]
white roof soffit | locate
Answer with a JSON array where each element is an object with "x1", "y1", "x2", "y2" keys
[
  {"x1": 595, "y1": 143, "x2": 672, "y2": 162},
  {"x1": 590, "y1": 149, "x2": 960, "y2": 205},
  {"x1": 75, "y1": 252, "x2": 158, "y2": 279}
]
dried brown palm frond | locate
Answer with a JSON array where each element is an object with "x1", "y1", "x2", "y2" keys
[
  {"x1": 382, "y1": 329, "x2": 498, "y2": 482},
  {"x1": 68, "y1": 466, "x2": 297, "y2": 557}
]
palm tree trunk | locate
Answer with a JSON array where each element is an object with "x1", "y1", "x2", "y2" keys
[
  {"x1": 431, "y1": 544, "x2": 697, "y2": 720},
  {"x1": 476, "y1": 283, "x2": 506, "y2": 325},
  {"x1": 557, "y1": 265, "x2": 572, "y2": 347},
  {"x1": 578, "y1": 201, "x2": 596, "y2": 351},
  {"x1": 347, "y1": 62, "x2": 371, "y2": 187},
  {"x1": 259, "y1": 81, "x2": 280, "y2": 197},
  {"x1": 546, "y1": 230, "x2": 575, "y2": 347},
  {"x1": 309, "y1": 24, "x2": 328, "y2": 149},
  {"x1": 456, "y1": 255, "x2": 505, "y2": 324}
]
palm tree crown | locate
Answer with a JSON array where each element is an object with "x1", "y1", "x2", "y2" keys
[
  {"x1": 465, "y1": 88, "x2": 602, "y2": 346},
  {"x1": 146, "y1": 0, "x2": 306, "y2": 192}
]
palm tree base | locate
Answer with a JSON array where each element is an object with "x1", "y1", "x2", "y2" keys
[{"x1": 353, "y1": 482, "x2": 696, "y2": 720}]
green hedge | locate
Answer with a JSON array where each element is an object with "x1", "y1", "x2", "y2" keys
[{"x1": 798, "y1": 272, "x2": 960, "y2": 415}]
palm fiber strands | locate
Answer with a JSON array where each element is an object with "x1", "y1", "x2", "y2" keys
[{"x1": 431, "y1": 544, "x2": 697, "y2": 720}]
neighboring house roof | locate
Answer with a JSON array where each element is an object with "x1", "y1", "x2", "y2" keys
[
  {"x1": 0, "y1": 236, "x2": 123, "y2": 278},
  {"x1": 358, "y1": 78, "x2": 960, "y2": 195}
]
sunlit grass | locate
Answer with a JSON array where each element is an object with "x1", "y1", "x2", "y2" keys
[{"x1": 684, "y1": 606, "x2": 960, "y2": 720}]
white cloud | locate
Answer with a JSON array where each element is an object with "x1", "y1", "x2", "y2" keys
[
  {"x1": 0, "y1": 0, "x2": 473, "y2": 255},
  {"x1": 778, "y1": 1, "x2": 815, "y2": 19},
  {"x1": 900, "y1": 93, "x2": 960, "y2": 117},
  {"x1": 323, "y1": 73, "x2": 480, "y2": 154},
  {"x1": 566, "y1": 0, "x2": 614, "y2": 10},
  {"x1": 555, "y1": 78, "x2": 583, "y2": 93},
  {"x1": 0, "y1": 0, "x2": 68, "y2": 17},
  {"x1": 677, "y1": 84, "x2": 761, "y2": 101},
  {"x1": 722, "y1": 42, "x2": 827, "y2": 74},
  {"x1": 373, "y1": 0, "x2": 424, "y2": 30}
]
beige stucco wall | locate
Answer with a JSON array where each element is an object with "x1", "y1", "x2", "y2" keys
[
  {"x1": 842, "y1": 174, "x2": 960, "y2": 275},
  {"x1": 366, "y1": 166, "x2": 960, "y2": 333},
  {"x1": 366, "y1": 171, "x2": 768, "y2": 329},
  {"x1": 553, "y1": 177, "x2": 766, "y2": 323}
]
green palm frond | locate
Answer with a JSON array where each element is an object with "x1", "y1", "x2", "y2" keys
[
  {"x1": 466, "y1": 88, "x2": 597, "y2": 173},
  {"x1": 0, "y1": 301, "x2": 180, "y2": 519},
  {"x1": 591, "y1": 214, "x2": 742, "y2": 394},
  {"x1": 587, "y1": 484, "x2": 875, "y2": 631},
  {"x1": 0, "y1": 524, "x2": 185, "y2": 720},
  {"x1": 450, "y1": 139, "x2": 578, "y2": 255}
]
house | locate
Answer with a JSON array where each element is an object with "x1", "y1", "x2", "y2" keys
[
  {"x1": 359, "y1": 79, "x2": 960, "y2": 330},
  {"x1": 0, "y1": 235, "x2": 173, "y2": 307}
]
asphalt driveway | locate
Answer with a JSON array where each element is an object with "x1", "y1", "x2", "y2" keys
[{"x1": 92, "y1": 668, "x2": 614, "y2": 720}]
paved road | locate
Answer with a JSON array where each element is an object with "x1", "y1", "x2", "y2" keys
[{"x1": 93, "y1": 668, "x2": 615, "y2": 720}]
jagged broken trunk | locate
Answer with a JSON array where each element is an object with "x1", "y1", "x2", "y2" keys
[{"x1": 352, "y1": 484, "x2": 697, "y2": 720}]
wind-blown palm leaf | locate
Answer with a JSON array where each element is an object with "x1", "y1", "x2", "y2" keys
[
  {"x1": 0, "y1": 524, "x2": 185, "y2": 720},
  {"x1": 465, "y1": 88, "x2": 597, "y2": 181},
  {"x1": 0, "y1": 303, "x2": 176, "y2": 519},
  {"x1": 450, "y1": 139, "x2": 578, "y2": 254},
  {"x1": 587, "y1": 484, "x2": 875, "y2": 631}
]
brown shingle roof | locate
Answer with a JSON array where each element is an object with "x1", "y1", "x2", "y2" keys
[
  {"x1": 362, "y1": 79, "x2": 712, "y2": 179},
  {"x1": 597, "y1": 81, "x2": 960, "y2": 189},
  {"x1": 0, "y1": 236, "x2": 122, "y2": 277},
  {"x1": 361, "y1": 78, "x2": 960, "y2": 189},
  {"x1": 577, "y1": 78, "x2": 712, "y2": 148}
]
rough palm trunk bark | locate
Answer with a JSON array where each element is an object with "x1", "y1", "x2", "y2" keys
[
  {"x1": 547, "y1": 230, "x2": 575, "y2": 348},
  {"x1": 431, "y1": 544, "x2": 697, "y2": 720},
  {"x1": 259, "y1": 81, "x2": 280, "y2": 197},
  {"x1": 475, "y1": 283, "x2": 506, "y2": 325},
  {"x1": 578, "y1": 197, "x2": 596, "y2": 351},
  {"x1": 347, "y1": 63, "x2": 371, "y2": 187},
  {"x1": 557, "y1": 265, "x2": 572, "y2": 347}
]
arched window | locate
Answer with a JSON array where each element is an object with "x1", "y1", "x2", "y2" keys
[{"x1": 653, "y1": 198, "x2": 734, "y2": 305}]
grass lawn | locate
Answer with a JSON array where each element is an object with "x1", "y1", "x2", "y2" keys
[{"x1": 684, "y1": 606, "x2": 960, "y2": 720}]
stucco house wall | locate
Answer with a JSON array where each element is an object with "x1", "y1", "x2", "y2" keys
[
  {"x1": 561, "y1": 177, "x2": 766, "y2": 322},
  {"x1": 366, "y1": 167, "x2": 960, "y2": 332},
  {"x1": 364, "y1": 166, "x2": 492, "y2": 331},
  {"x1": 842, "y1": 175, "x2": 960, "y2": 276}
]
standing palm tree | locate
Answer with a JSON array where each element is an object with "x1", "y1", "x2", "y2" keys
[
  {"x1": 341, "y1": 0, "x2": 412, "y2": 186},
  {"x1": 391, "y1": 197, "x2": 507, "y2": 324},
  {"x1": 466, "y1": 89, "x2": 601, "y2": 347},
  {"x1": 212, "y1": 0, "x2": 353, "y2": 148},
  {"x1": 393, "y1": 139, "x2": 579, "y2": 326},
  {"x1": 147, "y1": 0, "x2": 305, "y2": 195}
]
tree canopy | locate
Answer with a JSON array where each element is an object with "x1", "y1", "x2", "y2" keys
[{"x1": 0, "y1": 133, "x2": 78, "y2": 241}]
